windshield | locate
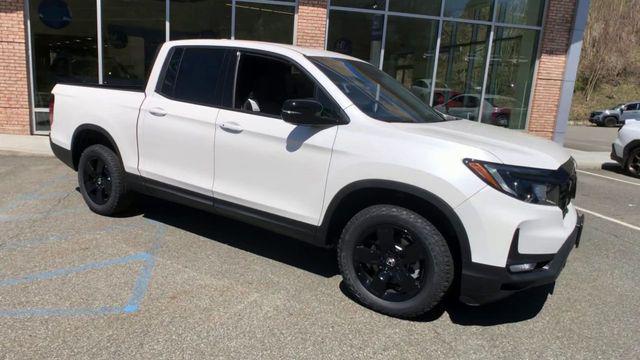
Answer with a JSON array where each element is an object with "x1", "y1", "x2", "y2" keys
[{"x1": 310, "y1": 57, "x2": 445, "y2": 123}]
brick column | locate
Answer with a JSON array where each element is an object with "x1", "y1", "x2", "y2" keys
[
  {"x1": 527, "y1": 0, "x2": 577, "y2": 139},
  {"x1": 0, "y1": 0, "x2": 30, "y2": 135},
  {"x1": 295, "y1": 0, "x2": 329, "y2": 49}
]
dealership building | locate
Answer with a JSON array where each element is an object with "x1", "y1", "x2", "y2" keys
[{"x1": 1, "y1": 0, "x2": 588, "y2": 142}]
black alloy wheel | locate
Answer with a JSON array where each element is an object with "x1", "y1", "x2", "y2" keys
[
  {"x1": 82, "y1": 156, "x2": 112, "y2": 205},
  {"x1": 338, "y1": 205, "x2": 454, "y2": 318},
  {"x1": 78, "y1": 144, "x2": 132, "y2": 215},
  {"x1": 353, "y1": 224, "x2": 429, "y2": 302}
]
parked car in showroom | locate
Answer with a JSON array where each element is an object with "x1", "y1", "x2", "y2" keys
[
  {"x1": 590, "y1": 101, "x2": 640, "y2": 127},
  {"x1": 612, "y1": 120, "x2": 640, "y2": 177},
  {"x1": 409, "y1": 78, "x2": 458, "y2": 106},
  {"x1": 49, "y1": 40, "x2": 582, "y2": 318},
  {"x1": 434, "y1": 94, "x2": 518, "y2": 127}
]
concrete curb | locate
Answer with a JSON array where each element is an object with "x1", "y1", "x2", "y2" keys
[
  {"x1": 565, "y1": 148, "x2": 614, "y2": 170},
  {"x1": 0, "y1": 134, "x2": 53, "y2": 157}
]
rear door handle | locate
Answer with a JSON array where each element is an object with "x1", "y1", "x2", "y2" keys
[
  {"x1": 219, "y1": 122, "x2": 243, "y2": 133},
  {"x1": 149, "y1": 107, "x2": 167, "y2": 117}
]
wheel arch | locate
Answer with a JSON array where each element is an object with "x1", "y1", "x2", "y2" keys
[
  {"x1": 623, "y1": 139, "x2": 640, "y2": 158},
  {"x1": 71, "y1": 124, "x2": 122, "y2": 170},
  {"x1": 317, "y1": 180, "x2": 472, "y2": 268}
]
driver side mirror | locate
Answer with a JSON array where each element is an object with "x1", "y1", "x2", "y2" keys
[{"x1": 282, "y1": 99, "x2": 333, "y2": 126}]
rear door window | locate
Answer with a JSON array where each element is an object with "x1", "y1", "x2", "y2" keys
[{"x1": 157, "y1": 47, "x2": 227, "y2": 107}]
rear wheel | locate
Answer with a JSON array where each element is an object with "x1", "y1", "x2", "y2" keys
[
  {"x1": 626, "y1": 147, "x2": 640, "y2": 178},
  {"x1": 338, "y1": 205, "x2": 454, "y2": 318},
  {"x1": 78, "y1": 144, "x2": 131, "y2": 215},
  {"x1": 604, "y1": 117, "x2": 618, "y2": 127}
]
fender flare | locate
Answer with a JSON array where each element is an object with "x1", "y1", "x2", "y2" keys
[
  {"x1": 316, "y1": 179, "x2": 472, "y2": 264},
  {"x1": 71, "y1": 124, "x2": 122, "y2": 169},
  {"x1": 624, "y1": 139, "x2": 640, "y2": 159}
]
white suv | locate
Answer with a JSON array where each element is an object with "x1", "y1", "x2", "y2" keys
[
  {"x1": 49, "y1": 40, "x2": 583, "y2": 318},
  {"x1": 612, "y1": 120, "x2": 640, "y2": 177}
]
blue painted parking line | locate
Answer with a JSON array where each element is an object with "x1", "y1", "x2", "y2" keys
[{"x1": 0, "y1": 219, "x2": 169, "y2": 318}]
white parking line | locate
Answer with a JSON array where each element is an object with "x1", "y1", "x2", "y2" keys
[
  {"x1": 576, "y1": 206, "x2": 640, "y2": 232},
  {"x1": 577, "y1": 170, "x2": 640, "y2": 186}
]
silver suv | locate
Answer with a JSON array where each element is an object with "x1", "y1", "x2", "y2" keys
[{"x1": 590, "y1": 102, "x2": 640, "y2": 127}]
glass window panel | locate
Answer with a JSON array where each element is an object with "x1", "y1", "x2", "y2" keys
[
  {"x1": 388, "y1": 0, "x2": 441, "y2": 16},
  {"x1": 383, "y1": 16, "x2": 438, "y2": 105},
  {"x1": 484, "y1": 27, "x2": 539, "y2": 129},
  {"x1": 433, "y1": 21, "x2": 490, "y2": 121},
  {"x1": 331, "y1": 0, "x2": 386, "y2": 11},
  {"x1": 327, "y1": 10, "x2": 384, "y2": 67},
  {"x1": 29, "y1": 0, "x2": 98, "y2": 110},
  {"x1": 34, "y1": 112, "x2": 51, "y2": 132},
  {"x1": 102, "y1": 0, "x2": 165, "y2": 87},
  {"x1": 496, "y1": 0, "x2": 545, "y2": 26},
  {"x1": 444, "y1": 0, "x2": 493, "y2": 21},
  {"x1": 159, "y1": 47, "x2": 226, "y2": 106},
  {"x1": 234, "y1": 2, "x2": 295, "y2": 44},
  {"x1": 170, "y1": 0, "x2": 232, "y2": 40}
]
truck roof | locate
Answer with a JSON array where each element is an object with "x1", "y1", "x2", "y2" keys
[{"x1": 164, "y1": 39, "x2": 362, "y2": 62}]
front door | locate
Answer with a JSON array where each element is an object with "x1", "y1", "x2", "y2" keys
[{"x1": 213, "y1": 52, "x2": 343, "y2": 225}]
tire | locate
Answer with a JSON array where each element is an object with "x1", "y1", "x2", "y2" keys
[
  {"x1": 77, "y1": 144, "x2": 131, "y2": 215},
  {"x1": 625, "y1": 147, "x2": 640, "y2": 178},
  {"x1": 604, "y1": 117, "x2": 618, "y2": 127},
  {"x1": 496, "y1": 115, "x2": 509, "y2": 128},
  {"x1": 338, "y1": 205, "x2": 454, "y2": 318}
]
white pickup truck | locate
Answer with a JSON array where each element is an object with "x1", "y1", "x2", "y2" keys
[{"x1": 49, "y1": 40, "x2": 583, "y2": 318}]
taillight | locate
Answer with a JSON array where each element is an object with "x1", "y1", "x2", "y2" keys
[{"x1": 48, "y1": 95, "x2": 55, "y2": 127}]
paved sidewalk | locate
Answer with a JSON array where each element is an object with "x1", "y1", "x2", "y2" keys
[
  {"x1": 0, "y1": 134, "x2": 52, "y2": 156},
  {"x1": 0, "y1": 134, "x2": 615, "y2": 170},
  {"x1": 566, "y1": 148, "x2": 613, "y2": 170}
]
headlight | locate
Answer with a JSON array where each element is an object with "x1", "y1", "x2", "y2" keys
[{"x1": 464, "y1": 159, "x2": 573, "y2": 206}]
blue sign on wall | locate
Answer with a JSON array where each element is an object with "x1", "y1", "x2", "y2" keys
[{"x1": 38, "y1": 0, "x2": 72, "y2": 30}]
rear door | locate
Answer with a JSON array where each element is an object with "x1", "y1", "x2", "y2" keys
[
  {"x1": 138, "y1": 46, "x2": 233, "y2": 196},
  {"x1": 213, "y1": 51, "x2": 343, "y2": 225}
]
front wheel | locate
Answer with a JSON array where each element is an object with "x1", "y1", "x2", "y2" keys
[
  {"x1": 78, "y1": 144, "x2": 132, "y2": 215},
  {"x1": 626, "y1": 147, "x2": 640, "y2": 178},
  {"x1": 338, "y1": 205, "x2": 454, "y2": 318},
  {"x1": 604, "y1": 117, "x2": 618, "y2": 127}
]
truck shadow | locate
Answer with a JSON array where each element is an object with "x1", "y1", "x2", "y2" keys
[
  {"x1": 134, "y1": 195, "x2": 339, "y2": 278},
  {"x1": 132, "y1": 195, "x2": 552, "y2": 326},
  {"x1": 338, "y1": 281, "x2": 553, "y2": 326}
]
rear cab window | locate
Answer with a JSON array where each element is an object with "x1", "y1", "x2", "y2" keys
[{"x1": 156, "y1": 46, "x2": 231, "y2": 107}]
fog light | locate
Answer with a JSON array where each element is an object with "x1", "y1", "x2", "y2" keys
[{"x1": 509, "y1": 263, "x2": 536, "y2": 273}]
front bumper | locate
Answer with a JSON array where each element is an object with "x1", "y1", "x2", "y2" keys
[
  {"x1": 459, "y1": 214, "x2": 584, "y2": 306},
  {"x1": 611, "y1": 143, "x2": 624, "y2": 164}
]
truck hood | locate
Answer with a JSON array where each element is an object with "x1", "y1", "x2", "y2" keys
[{"x1": 392, "y1": 120, "x2": 571, "y2": 170}]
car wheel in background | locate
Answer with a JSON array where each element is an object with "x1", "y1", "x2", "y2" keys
[
  {"x1": 338, "y1": 205, "x2": 454, "y2": 318},
  {"x1": 626, "y1": 147, "x2": 640, "y2": 178},
  {"x1": 604, "y1": 117, "x2": 618, "y2": 127},
  {"x1": 78, "y1": 144, "x2": 132, "y2": 215},
  {"x1": 496, "y1": 115, "x2": 509, "y2": 128}
]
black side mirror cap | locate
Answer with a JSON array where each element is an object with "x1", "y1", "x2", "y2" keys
[{"x1": 281, "y1": 99, "x2": 340, "y2": 126}]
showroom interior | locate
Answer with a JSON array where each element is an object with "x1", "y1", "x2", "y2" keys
[{"x1": 0, "y1": 0, "x2": 588, "y2": 142}]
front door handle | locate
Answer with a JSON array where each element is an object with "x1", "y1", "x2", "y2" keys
[
  {"x1": 219, "y1": 122, "x2": 243, "y2": 133},
  {"x1": 149, "y1": 107, "x2": 167, "y2": 117}
]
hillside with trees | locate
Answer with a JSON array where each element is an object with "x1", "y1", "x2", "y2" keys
[{"x1": 570, "y1": 0, "x2": 640, "y2": 124}]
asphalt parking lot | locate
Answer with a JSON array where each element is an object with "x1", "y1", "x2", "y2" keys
[{"x1": 1, "y1": 152, "x2": 639, "y2": 359}]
